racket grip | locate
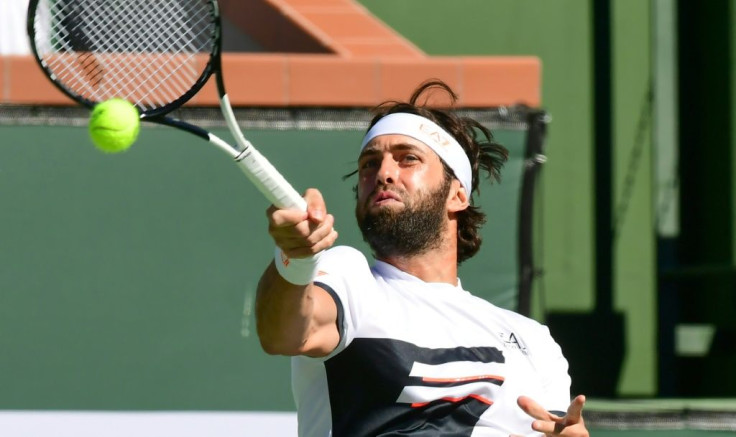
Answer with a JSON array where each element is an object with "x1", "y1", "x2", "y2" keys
[{"x1": 234, "y1": 148, "x2": 307, "y2": 211}]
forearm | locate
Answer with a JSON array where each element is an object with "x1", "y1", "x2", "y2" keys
[
  {"x1": 258, "y1": 189, "x2": 339, "y2": 356},
  {"x1": 255, "y1": 261, "x2": 314, "y2": 355},
  {"x1": 255, "y1": 260, "x2": 340, "y2": 357}
]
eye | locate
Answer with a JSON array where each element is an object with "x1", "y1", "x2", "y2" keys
[
  {"x1": 401, "y1": 154, "x2": 420, "y2": 164},
  {"x1": 359, "y1": 157, "x2": 379, "y2": 170}
]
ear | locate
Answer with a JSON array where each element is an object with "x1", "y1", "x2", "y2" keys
[{"x1": 447, "y1": 179, "x2": 470, "y2": 213}]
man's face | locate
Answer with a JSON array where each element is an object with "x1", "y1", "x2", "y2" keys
[{"x1": 355, "y1": 135, "x2": 451, "y2": 258}]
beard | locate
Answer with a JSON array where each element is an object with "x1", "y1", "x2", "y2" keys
[{"x1": 356, "y1": 178, "x2": 451, "y2": 259}]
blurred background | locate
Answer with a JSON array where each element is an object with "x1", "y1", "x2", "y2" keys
[{"x1": 1, "y1": 0, "x2": 735, "y2": 435}]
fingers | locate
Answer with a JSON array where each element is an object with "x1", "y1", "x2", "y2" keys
[
  {"x1": 565, "y1": 395, "x2": 586, "y2": 423},
  {"x1": 267, "y1": 188, "x2": 337, "y2": 257},
  {"x1": 268, "y1": 204, "x2": 308, "y2": 227},
  {"x1": 530, "y1": 419, "x2": 565, "y2": 435},
  {"x1": 269, "y1": 211, "x2": 337, "y2": 256},
  {"x1": 517, "y1": 395, "x2": 588, "y2": 436},
  {"x1": 517, "y1": 396, "x2": 558, "y2": 420},
  {"x1": 286, "y1": 215, "x2": 338, "y2": 257},
  {"x1": 531, "y1": 420, "x2": 589, "y2": 437}
]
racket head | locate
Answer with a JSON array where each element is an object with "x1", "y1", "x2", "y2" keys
[{"x1": 26, "y1": 0, "x2": 222, "y2": 118}]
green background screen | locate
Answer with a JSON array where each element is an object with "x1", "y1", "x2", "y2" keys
[{"x1": 0, "y1": 120, "x2": 527, "y2": 411}]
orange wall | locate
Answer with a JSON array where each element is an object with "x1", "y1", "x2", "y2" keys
[{"x1": 6, "y1": 0, "x2": 539, "y2": 108}]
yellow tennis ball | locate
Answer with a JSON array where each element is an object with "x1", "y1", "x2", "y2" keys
[{"x1": 88, "y1": 98, "x2": 140, "y2": 153}]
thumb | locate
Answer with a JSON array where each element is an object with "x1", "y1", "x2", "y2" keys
[{"x1": 304, "y1": 188, "x2": 326, "y2": 222}]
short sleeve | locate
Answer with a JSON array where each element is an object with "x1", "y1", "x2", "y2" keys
[{"x1": 311, "y1": 245, "x2": 375, "y2": 359}]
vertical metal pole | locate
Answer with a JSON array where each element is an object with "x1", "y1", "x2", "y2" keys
[
  {"x1": 593, "y1": 0, "x2": 613, "y2": 314},
  {"x1": 652, "y1": 0, "x2": 679, "y2": 397},
  {"x1": 517, "y1": 111, "x2": 548, "y2": 317}
]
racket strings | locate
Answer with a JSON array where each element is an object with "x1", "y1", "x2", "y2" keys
[{"x1": 31, "y1": 0, "x2": 217, "y2": 112}]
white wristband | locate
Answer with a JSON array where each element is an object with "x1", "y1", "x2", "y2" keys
[{"x1": 274, "y1": 247, "x2": 319, "y2": 285}]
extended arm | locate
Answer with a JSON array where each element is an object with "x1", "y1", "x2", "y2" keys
[{"x1": 255, "y1": 189, "x2": 340, "y2": 357}]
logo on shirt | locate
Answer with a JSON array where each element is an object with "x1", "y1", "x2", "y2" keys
[{"x1": 498, "y1": 331, "x2": 528, "y2": 355}]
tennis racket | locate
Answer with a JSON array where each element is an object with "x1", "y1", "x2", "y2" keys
[{"x1": 26, "y1": 0, "x2": 306, "y2": 211}]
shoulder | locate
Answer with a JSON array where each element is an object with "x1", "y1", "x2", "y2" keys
[
  {"x1": 315, "y1": 245, "x2": 371, "y2": 276},
  {"x1": 483, "y1": 303, "x2": 559, "y2": 349},
  {"x1": 314, "y1": 245, "x2": 374, "y2": 291},
  {"x1": 481, "y1": 301, "x2": 543, "y2": 330},
  {"x1": 318, "y1": 245, "x2": 368, "y2": 263}
]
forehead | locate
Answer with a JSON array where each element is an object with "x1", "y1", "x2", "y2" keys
[{"x1": 360, "y1": 134, "x2": 436, "y2": 157}]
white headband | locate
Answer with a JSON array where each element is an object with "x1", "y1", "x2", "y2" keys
[{"x1": 360, "y1": 113, "x2": 472, "y2": 194}]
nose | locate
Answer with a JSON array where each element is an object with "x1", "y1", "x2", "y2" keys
[{"x1": 376, "y1": 154, "x2": 398, "y2": 186}]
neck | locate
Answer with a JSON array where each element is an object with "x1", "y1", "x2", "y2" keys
[
  {"x1": 376, "y1": 224, "x2": 459, "y2": 285},
  {"x1": 379, "y1": 252, "x2": 458, "y2": 285}
]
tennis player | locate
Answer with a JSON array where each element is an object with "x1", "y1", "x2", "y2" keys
[{"x1": 256, "y1": 80, "x2": 589, "y2": 437}]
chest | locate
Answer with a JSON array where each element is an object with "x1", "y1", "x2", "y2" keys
[
  {"x1": 353, "y1": 282, "x2": 531, "y2": 359},
  {"x1": 336, "y1": 285, "x2": 545, "y2": 404}
]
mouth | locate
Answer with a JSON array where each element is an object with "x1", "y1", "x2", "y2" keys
[{"x1": 371, "y1": 190, "x2": 402, "y2": 206}]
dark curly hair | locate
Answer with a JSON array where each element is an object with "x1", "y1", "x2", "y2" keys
[{"x1": 348, "y1": 79, "x2": 508, "y2": 264}]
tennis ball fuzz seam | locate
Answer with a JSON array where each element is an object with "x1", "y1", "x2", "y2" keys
[{"x1": 89, "y1": 98, "x2": 141, "y2": 153}]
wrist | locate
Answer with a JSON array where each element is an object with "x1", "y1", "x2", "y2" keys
[{"x1": 274, "y1": 247, "x2": 319, "y2": 285}]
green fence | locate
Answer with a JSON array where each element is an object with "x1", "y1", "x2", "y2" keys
[{"x1": 0, "y1": 107, "x2": 531, "y2": 411}]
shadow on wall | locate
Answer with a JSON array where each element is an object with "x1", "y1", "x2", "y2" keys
[
  {"x1": 546, "y1": 311, "x2": 625, "y2": 397},
  {"x1": 219, "y1": 0, "x2": 333, "y2": 53}
]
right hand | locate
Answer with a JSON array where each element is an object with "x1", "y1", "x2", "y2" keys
[
  {"x1": 267, "y1": 188, "x2": 338, "y2": 258},
  {"x1": 512, "y1": 395, "x2": 589, "y2": 437}
]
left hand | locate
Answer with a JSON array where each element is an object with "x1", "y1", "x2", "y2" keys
[{"x1": 512, "y1": 394, "x2": 589, "y2": 437}]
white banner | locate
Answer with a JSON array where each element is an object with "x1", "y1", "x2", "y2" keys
[
  {"x1": 0, "y1": 411, "x2": 297, "y2": 437},
  {"x1": 0, "y1": 0, "x2": 31, "y2": 54}
]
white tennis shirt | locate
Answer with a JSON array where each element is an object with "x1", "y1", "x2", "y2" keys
[{"x1": 291, "y1": 246, "x2": 571, "y2": 437}]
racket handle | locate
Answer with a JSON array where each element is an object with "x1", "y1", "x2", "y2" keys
[
  {"x1": 234, "y1": 148, "x2": 307, "y2": 211},
  {"x1": 217, "y1": 95, "x2": 306, "y2": 211}
]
